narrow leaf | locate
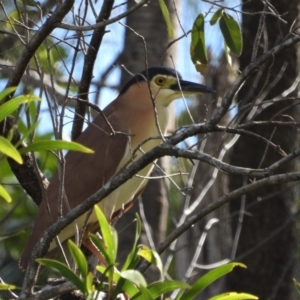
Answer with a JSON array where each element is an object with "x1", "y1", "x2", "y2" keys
[
  {"x1": 219, "y1": 12, "x2": 242, "y2": 56},
  {"x1": 113, "y1": 214, "x2": 142, "y2": 298},
  {"x1": 183, "y1": 262, "x2": 246, "y2": 299},
  {"x1": 89, "y1": 233, "x2": 111, "y2": 266},
  {"x1": 68, "y1": 240, "x2": 88, "y2": 278},
  {"x1": 209, "y1": 292, "x2": 258, "y2": 300},
  {"x1": 96, "y1": 265, "x2": 119, "y2": 282},
  {"x1": 94, "y1": 206, "x2": 116, "y2": 263},
  {"x1": 138, "y1": 246, "x2": 164, "y2": 280},
  {"x1": 0, "y1": 185, "x2": 12, "y2": 202},
  {"x1": 132, "y1": 280, "x2": 191, "y2": 300},
  {"x1": 191, "y1": 13, "x2": 208, "y2": 64},
  {"x1": 0, "y1": 136, "x2": 23, "y2": 164},
  {"x1": 19, "y1": 140, "x2": 94, "y2": 154},
  {"x1": 120, "y1": 270, "x2": 147, "y2": 288},
  {"x1": 0, "y1": 87, "x2": 17, "y2": 102},
  {"x1": 85, "y1": 272, "x2": 94, "y2": 294},
  {"x1": 191, "y1": 13, "x2": 208, "y2": 74},
  {"x1": 210, "y1": 9, "x2": 224, "y2": 25},
  {"x1": 0, "y1": 94, "x2": 40, "y2": 122},
  {"x1": 157, "y1": 0, "x2": 174, "y2": 38},
  {"x1": 136, "y1": 285, "x2": 154, "y2": 300},
  {"x1": 37, "y1": 258, "x2": 85, "y2": 292},
  {"x1": 0, "y1": 283, "x2": 19, "y2": 290},
  {"x1": 118, "y1": 280, "x2": 140, "y2": 298}
]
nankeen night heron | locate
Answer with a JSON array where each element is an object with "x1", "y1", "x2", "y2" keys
[{"x1": 20, "y1": 67, "x2": 215, "y2": 269}]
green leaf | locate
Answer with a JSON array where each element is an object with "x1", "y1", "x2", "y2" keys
[
  {"x1": 85, "y1": 272, "x2": 94, "y2": 294},
  {"x1": 120, "y1": 270, "x2": 147, "y2": 288},
  {"x1": 0, "y1": 283, "x2": 19, "y2": 290},
  {"x1": 96, "y1": 264, "x2": 119, "y2": 282},
  {"x1": 28, "y1": 100, "x2": 38, "y2": 123},
  {"x1": 0, "y1": 87, "x2": 16, "y2": 102},
  {"x1": 0, "y1": 94, "x2": 40, "y2": 122},
  {"x1": 68, "y1": 240, "x2": 88, "y2": 278},
  {"x1": 90, "y1": 234, "x2": 111, "y2": 267},
  {"x1": 191, "y1": 13, "x2": 208, "y2": 74},
  {"x1": 0, "y1": 184, "x2": 12, "y2": 202},
  {"x1": 94, "y1": 205, "x2": 116, "y2": 264},
  {"x1": 191, "y1": 13, "x2": 208, "y2": 64},
  {"x1": 0, "y1": 136, "x2": 23, "y2": 164},
  {"x1": 138, "y1": 246, "x2": 164, "y2": 280},
  {"x1": 119, "y1": 280, "x2": 140, "y2": 298},
  {"x1": 37, "y1": 258, "x2": 85, "y2": 292},
  {"x1": 157, "y1": 0, "x2": 174, "y2": 38},
  {"x1": 210, "y1": 9, "x2": 224, "y2": 25},
  {"x1": 113, "y1": 214, "x2": 142, "y2": 299},
  {"x1": 132, "y1": 280, "x2": 191, "y2": 300},
  {"x1": 219, "y1": 12, "x2": 242, "y2": 56},
  {"x1": 136, "y1": 285, "x2": 154, "y2": 300},
  {"x1": 294, "y1": 278, "x2": 300, "y2": 296},
  {"x1": 183, "y1": 262, "x2": 246, "y2": 300},
  {"x1": 209, "y1": 292, "x2": 258, "y2": 300},
  {"x1": 19, "y1": 140, "x2": 94, "y2": 154}
]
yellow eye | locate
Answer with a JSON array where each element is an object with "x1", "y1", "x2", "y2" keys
[{"x1": 155, "y1": 77, "x2": 166, "y2": 86}]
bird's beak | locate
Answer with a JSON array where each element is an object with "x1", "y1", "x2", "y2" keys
[{"x1": 171, "y1": 79, "x2": 215, "y2": 95}]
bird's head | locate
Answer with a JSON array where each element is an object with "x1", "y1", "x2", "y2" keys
[{"x1": 120, "y1": 67, "x2": 215, "y2": 107}]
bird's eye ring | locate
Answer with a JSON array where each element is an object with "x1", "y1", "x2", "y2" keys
[{"x1": 155, "y1": 77, "x2": 166, "y2": 86}]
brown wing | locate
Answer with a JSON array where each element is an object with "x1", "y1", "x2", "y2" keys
[{"x1": 20, "y1": 101, "x2": 129, "y2": 269}]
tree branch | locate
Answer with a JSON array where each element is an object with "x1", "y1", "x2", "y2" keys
[
  {"x1": 3, "y1": 0, "x2": 75, "y2": 101},
  {"x1": 71, "y1": 0, "x2": 114, "y2": 140},
  {"x1": 209, "y1": 30, "x2": 300, "y2": 126},
  {"x1": 56, "y1": 0, "x2": 150, "y2": 31}
]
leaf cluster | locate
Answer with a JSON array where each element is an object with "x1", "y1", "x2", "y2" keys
[
  {"x1": 34, "y1": 206, "x2": 257, "y2": 300},
  {"x1": 191, "y1": 9, "x2": 242, "y2": 74}
]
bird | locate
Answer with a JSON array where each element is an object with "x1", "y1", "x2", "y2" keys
[{"x1": 20, "y1": 66, "x2": 214, "y2": 269}]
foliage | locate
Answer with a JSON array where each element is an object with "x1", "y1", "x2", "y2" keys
[
  {"x1": 191, "y1": 9, "x2": 242, "y2": 74},
  {"x1": 36, "y1": 206, "x2": 257, "y2": 300},
  {"x1": 0, "y1": 89, "x2": 93, "y2": 204}
]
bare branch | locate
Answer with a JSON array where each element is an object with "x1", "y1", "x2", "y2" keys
[
  {"x1": 56, "y1": 0, "x2": 150, "y2": 31},
  {"x1": 3, "y1": 0, "x2": 75, "y2": 100}
]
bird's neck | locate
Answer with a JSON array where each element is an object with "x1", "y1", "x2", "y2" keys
[{"x1": 127, "y1": 104, "x2": 169, "y2": 156}]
